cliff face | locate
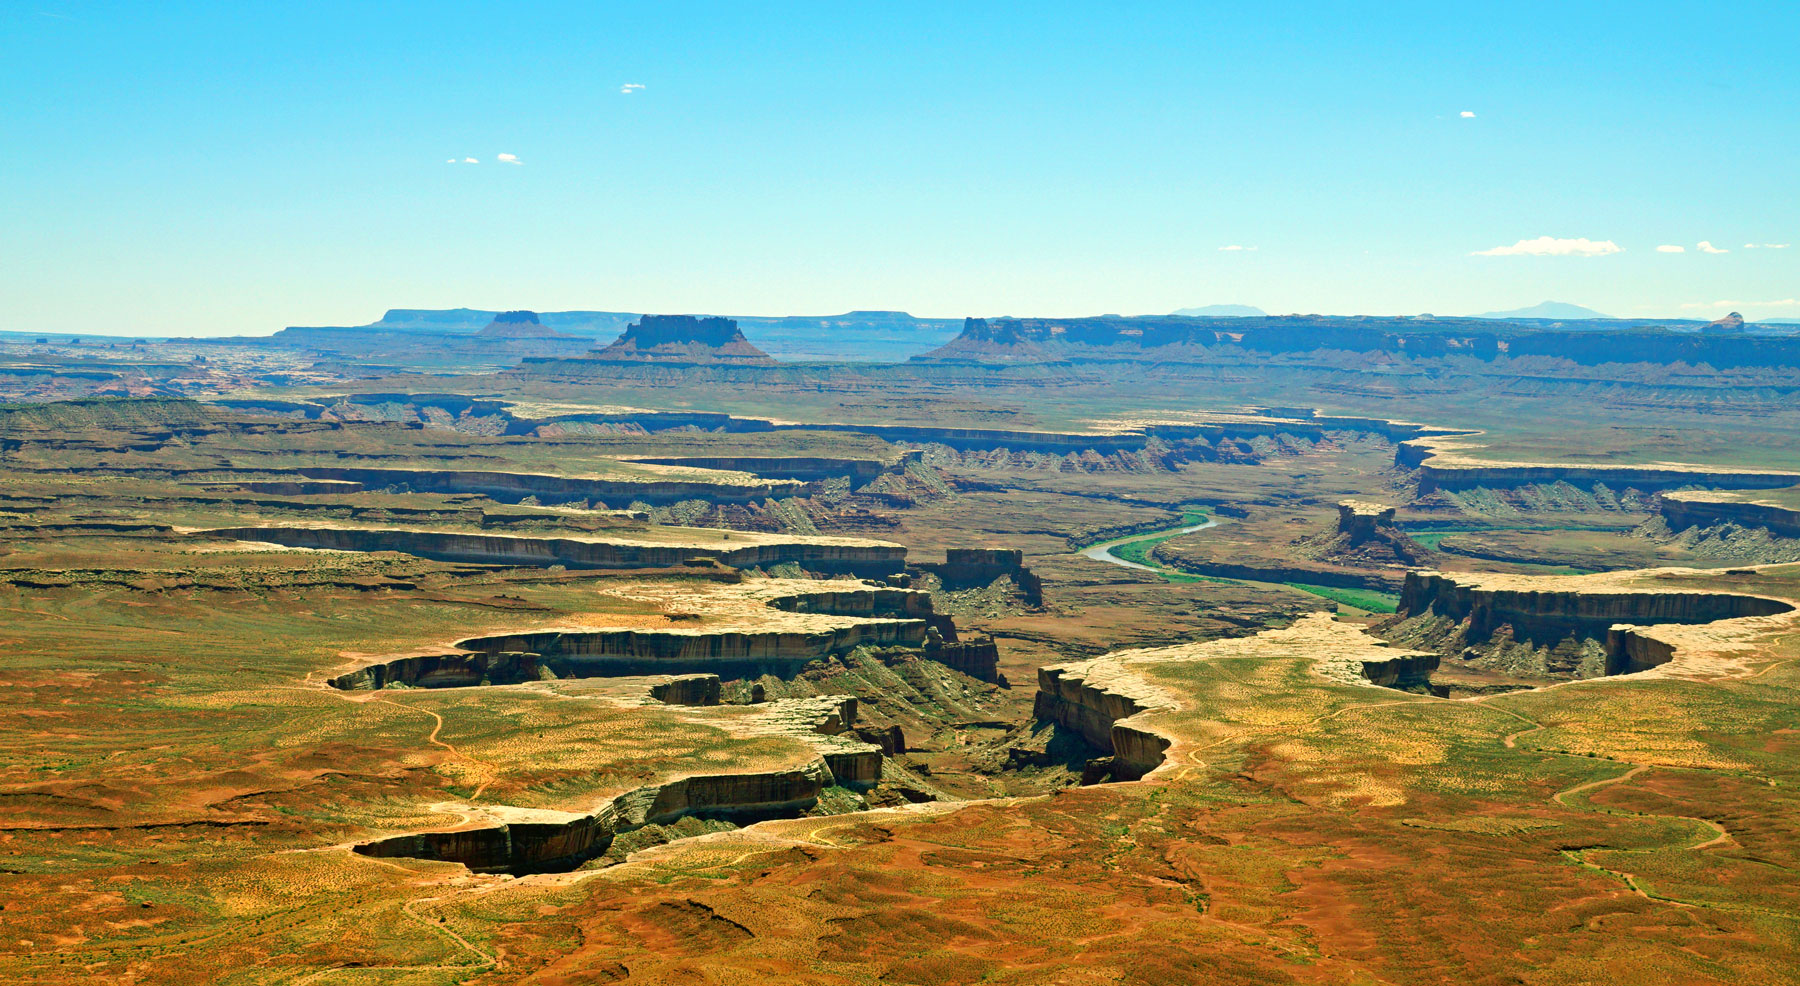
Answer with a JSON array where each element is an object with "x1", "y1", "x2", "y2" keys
[
  {"x1": 591, "y1": 315, "x2": 777, "y2": 365},
  {"x1": 649, "y1": 674, "x2": 723, "y2": 706},
  {"x1": 1661, "y1": 491, "x2": 1800, "y2": 539},
  {"x1": 614, "y1": 760, "x2": 835, "y2": 826},
  {"x1": 1033, "y1": 664, "x2": 1170, "y2": 781},
  {"x1": 1398, "y1": 447, "x2": 1800, "y2": 495},
  {"x1": 911, "y1": 548, "x2": 1044, "y2": 607},
  {"x1": 355, "y1": 805, "x2": 617, "y2": 875},
  {"x1": 621, "y1": 456, "x2": 892, "y2": 482},
  {"x1": 458, "y1": 622, "x2": 926, "y2": 679},
  {"x1": 328, "y1": 651, "x2": 539, "y2": 690},
  {"x1": 203, "y1": 525, "x2": 907, "y2": 579},
  {"x1": 1397, "y1": 570, "x2": 1793, "y2": 650},
  {"x1": 291, "y1": 464, "x2": 803, "y2": 506}
]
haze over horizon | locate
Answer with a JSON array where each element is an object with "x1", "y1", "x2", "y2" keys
[{"x1": 4, "y1": 0, "x2": 1796, "y2": 337}]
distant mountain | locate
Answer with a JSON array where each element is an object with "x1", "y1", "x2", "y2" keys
[
  {"x1": 1474, "y1": 301, "x2": 1612, "y2": 320},
  {"x1": 475, "y1": 310, "x2": 580, "y2": 339},
  {"x1": 910, "y1": 318, "x2": 1057, "y2": 364},
  {"x1": 1172, "y1": 305, "x2": 1267, "y2": 317},
  {"x1": 590, "y1": 315, "x2": 776, "y2": 365}
]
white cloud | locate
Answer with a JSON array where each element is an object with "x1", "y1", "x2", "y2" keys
[
  {"x1": 1460, "y1": 110, "x2": 1476, "y2": 118},
  {"x1": 447, "y1": 158, "x2": 457, "y2": 164},
  {"x1": 1697, "y1": 241, "x2": 1728, "y2": 254},
  {"x1": 1655, "y1": 244, "x2": 1685, "y2": 253},
  {"x1": 1473, "y1": 236, "x2": 1622, "y2": 257},
  {"x1": 497, "y1": 153, "x2": 522, "y2": 165},
  {"x1": 1744, "y1": 242, "x2": 1790, "y2": 249},
  {"x1": 464, "y1": 157, "x2": 479, "y2": 164},
  {"x1": 620, "y1": 83, "x2": 645, "y2": 94},
  {"x1": 1218, "y1": 244, "x2": 1257, "y2": 252}
]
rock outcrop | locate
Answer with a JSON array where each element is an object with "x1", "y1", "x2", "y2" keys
[
  {"x1": 477, "y1": 310, "x2": 580, "y2": 339},
  {"x1": 911, "y1": 318, "x2": 1058, "y2": 364},
  {"x1": 1661, "y1": 490, "x2": 1800, "y2": 540},
  {"x1": 1396, "y1": 570, "x2": 1792, "y2": 650},
  {"x1": 590, "y1": 315, "x2": 777, "y2": 365},
  {"x1": 202, "y1": 525, "x2": 906, "y2": 579},
  {"x1": 328, "y1": 651, "x2": 540, "y2": 690},
  {"x1": 288, "y1": 464, "x2": 804, "y2": 506},
  {"x1": 355, "y1": 696, "x2": 881, "y2": 874},
  {"x1": 457, "y1": 622, "x2": 928, "y2": 680},
  {"x1": 1033, "y1": 663, "x2": 1171, "y2": 781},
  {"x1": 649, "y1": 673, "x2": 723, "y2": 706},
  {"x1": 355, "y1": 804, "x2": 617, "y2": 875},
  {"x1": 911, "y1": 547, "x2": 1044, "y2": 607}
]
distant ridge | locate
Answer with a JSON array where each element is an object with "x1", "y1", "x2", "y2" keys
[
  {"x1": 1474, "y1": 301, "x2": 1612, "y2": 320},
  {"x1": 1172, "y1": 304, "x2": 1267, "y2": 317}
]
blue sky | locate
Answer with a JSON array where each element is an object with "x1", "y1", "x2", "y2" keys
[{"x1": 3, "y1": 1, "x2": 1796, "y2": 335}]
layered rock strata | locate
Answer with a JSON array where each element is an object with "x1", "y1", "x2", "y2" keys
[
  {"x1": 289, "y1": 464, "x2": 802, "y2": 505},
  {"x1": 328, "y1": 651, "x2": 539, "y2": 690},
  {"x1": 355, "y1": 695, "x2": 881, "y2": 874},
  {"x1": 201, "y1": 525, "x2": 906, "y2": 579},
  {"x1": 1033, "y1": 662, "x2": 1173, "y2": 781},
  {"x1": 1661, "y1": 490, "x2": 1800, "y2": 540},
  {"x1": 456, "y1": 622, "x2": 927, "y2": 679},
  {"x1": 1397, "y1": 570, "x2": 1793, "y2": 651}
]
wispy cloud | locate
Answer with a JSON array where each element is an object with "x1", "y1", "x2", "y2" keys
[
  {"x1": 1217, "y1": 244, "x2": 1257, "y2": 252},
  {"x1": 1460, "y1": 110, "x2": 1476, "y2": 118},
  {"x1": 1744, "y1": 243, "x2": 1791, "y2": 249},
  {"x1": 1697, "y1": 240, "x2": 1728, "y2": 254},
  {"x1": 620, "y1": 83, "x2": 645, "y2": 94},
  {"x1": 1655, "y1": 244, "x2": 1685, "y2": 253},
  {"x1": 497, "y1": 153, "x2": 522, "y2": 165},
  {"x1": 1473, "y1": 236, "x2": 1622, "y2": 257},
  {"x1": 464, "y1": 157, "x2": 479, "y2": 164}
]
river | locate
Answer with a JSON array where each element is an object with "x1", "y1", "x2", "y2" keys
[{"x1": 1078, "y1": 517, "x2": 1221, "y2": 573}]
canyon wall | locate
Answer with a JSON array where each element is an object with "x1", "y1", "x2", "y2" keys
[
  {"x1": 1604, "y1": 625, "x2": 1681, "y2": 676},
  {"x1": 1397, "y1": 571, "x2": 1794, "y2": 650},
  {"x1": 1399, "y1": 450, "x2": 1800, "y2": 495},
  {"x1": 456, "y1": 621, "x2": 927, "y2": 679},
  {"x1": 203, "y1": 525, "x2": 906, "y2": 578},
  {"x1": 293, "y1": 465, "x2": 802, "y2": 505},
  {"x1": 328, "y1": 651, "x2": 539, "y2": 690},
  {"x1": 1661, "y1": 492, "x2": 1800, "y2": 539},
  {"x1": 1033, "y1": 664, "x2": 1170, "y2": 781}
]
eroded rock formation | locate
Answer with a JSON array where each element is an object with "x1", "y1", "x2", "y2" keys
[
  {"x1": 202, "y1": 525, "x2": 906, "y2": 579},
  {"x1": 590, "y1": 315, "x2": 777, "y2": 365},
  {"x1": 1033, "y1": 663, "x2": 1171, "y2": 781}
]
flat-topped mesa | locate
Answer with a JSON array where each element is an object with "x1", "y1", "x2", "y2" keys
[
  {"x1": 910, "y1": 317, "x2": 1057, "y2": 364},
  {"x1": 477, "y1": 310, "x2": 576, "y2": 339},
  {"x1": 1336, "y1": 500, "x2": 1397, "y2": 544},
  {"x1": 590, "y1": 315, "x2": 777, "y2": 365},
  {"x1": 911, "y1": 547, "x2": 1044, "y2": 607}
]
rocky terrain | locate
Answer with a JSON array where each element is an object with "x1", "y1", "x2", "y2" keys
[{"x1": 8, "y1": 346, "x2": 1800, "y2": 984}]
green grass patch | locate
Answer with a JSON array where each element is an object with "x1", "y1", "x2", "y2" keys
[{"x1": 1284, "y1": 583, "x2": 1399, "y2": 613}]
